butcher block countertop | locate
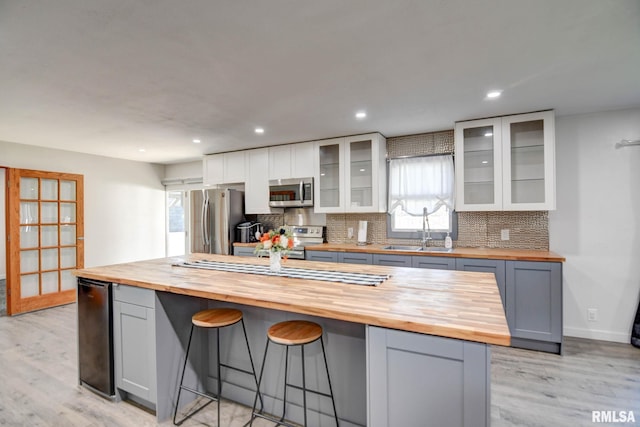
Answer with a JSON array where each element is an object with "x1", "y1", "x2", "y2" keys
[
  {"x1": 278, "y1": 242, "x2": 565, "y2": 262},
  {"x1": 74, "y1": 254, "x2": 510, "y2": 347}
]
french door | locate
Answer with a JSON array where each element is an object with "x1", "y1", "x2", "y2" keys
[{"x1": 6, "y1": 168, "x2": 84, "y2": 315}]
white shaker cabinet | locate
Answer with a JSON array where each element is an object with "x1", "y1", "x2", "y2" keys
[
  {"x1": 455, "y1": 110, "x2": 555, "y2": 211},
  {"x1": 314, "y1": 133, "x2": 386, "y2": 213},
  {"x1": 268, "y1": 142, "x2": 315, "y2": 180},
  {"x1": 203, "y1": 152, "x2": 247, "y2": 186},
  {"x1": 246, "y1": 148, "x2": 281, "y2": 214}
]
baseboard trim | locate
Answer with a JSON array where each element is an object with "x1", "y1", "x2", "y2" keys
[{"x1": 564, "y1": 327, "x2": 630, "y2": 344}]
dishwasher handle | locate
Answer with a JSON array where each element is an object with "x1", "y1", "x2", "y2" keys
[{"x1": 78, "y1": 278, "x2": 110, "y2": 288}]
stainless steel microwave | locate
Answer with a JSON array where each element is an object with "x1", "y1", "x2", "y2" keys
[{"x1": 268, "y1": 178, "x2": 313, "y2": 207}]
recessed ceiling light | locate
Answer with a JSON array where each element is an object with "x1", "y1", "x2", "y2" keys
[
  {"x1": 484, "y1": 132, "x2": 493, "y2": 137},
  {"x1": 193, "y1": 139, "x2": 201, "y2": 144},
  {"x1": 482, "y1": 160, "x2": 489, "y2": 164},
  {"x1": 138, "y1": 148, "x2": 146, "y2": 152},
  {"x1": 255, "y1": 127, "x2": 264, "y2": 134},
  {"x1": 359, "y1": 168, "x2": 365, "y2": 172},
  {"x1": 320, "y1": 173, "x2": 326, "y2": 177},
  {"x1": 486, "y1": 90, "x2": 502, "y2": 99},
  {"x1": 355, "y1": 111, "x2": 367, "y2": 119}
]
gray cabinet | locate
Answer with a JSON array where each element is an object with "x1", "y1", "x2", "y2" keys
[
  {"x1": 411, "y1": 256, "x2": 456, "y2": 270},
  {"x1": 456, "y1": 258, "x2": 506, "y2": 308},
  {"x1": 506, "y1": 261, "x2": 562, "y2": 349},
  {"x1": 305, "y1": 250, "x2": 338, "y2": 262},
  {"x1": 233, "y1": 246, "x2": 256, "y2": 257},
  {"x1": 367, "y1": 326, "x2": 489, "y2": 427},
  {"x1": 338, "y1": 252, "x2": 373, "y2": 265},
  {"x1": 113, "y1": 284, "x2": 157, "y2": 405},
  {"x1": 372, "y1": 254, "x2": 412, "y2": 267}
]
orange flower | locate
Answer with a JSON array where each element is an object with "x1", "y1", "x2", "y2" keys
[
  {"x1": 260, "y1": 233, "x2": 270, "y2": 242},
  {"x1": 287, "y1": 238, "x2": 294, "y2": 249}
]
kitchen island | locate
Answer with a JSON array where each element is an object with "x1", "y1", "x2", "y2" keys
[{"x1": 74, "y1": 254, "x2": 510, "y2": 427}]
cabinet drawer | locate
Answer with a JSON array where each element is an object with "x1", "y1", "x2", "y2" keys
[
  {"x1": 411, "y1": 256, "x2": 456, "y2": 270},
  {"x1": 372, "y1": 254, "x2": 412, "y2": 267},
  {"x1": 305, "y1": 251, "x2": 338, "y2": 263},
  {"x1": 113, "y1": 284, "x2": 155, "y2": 308},
  {"x1": 338, "y1": 252, "x2": 373, "y2": 265}
]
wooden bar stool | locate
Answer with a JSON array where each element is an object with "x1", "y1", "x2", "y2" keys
[
  {"x1": 173, "y1": 308, "x2": 262, "y2": 426},
  {"x1": 249, "y1": 320, "x2": 339, "y2": 427}
]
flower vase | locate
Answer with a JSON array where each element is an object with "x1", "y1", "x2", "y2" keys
[{"x1": 269, "y1": 251, "x2": 282, "y2": 273}]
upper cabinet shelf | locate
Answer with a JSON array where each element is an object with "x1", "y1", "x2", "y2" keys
[
  {"x1": 314, "y1": 133, "x2": 387, "y2": 213},
  {"x1": 454, "y1": 111, "x2": 556, "y2": 211}
]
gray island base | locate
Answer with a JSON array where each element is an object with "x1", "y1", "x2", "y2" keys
[{"x1": 114, "y1": 287, "x2": 490, "y2": 427}]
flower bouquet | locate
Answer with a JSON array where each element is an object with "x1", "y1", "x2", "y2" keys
[{"x1": 255, "y1": 228, "x2": 294, "y2": 272}]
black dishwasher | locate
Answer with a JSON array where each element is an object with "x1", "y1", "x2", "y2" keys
[{"x1": 77, "y1": 277, "x2": 115, "y2": 397}]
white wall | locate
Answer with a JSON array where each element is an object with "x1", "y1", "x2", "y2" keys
[
  {"x1": 1, "y1": 140, "x2": 166, "y2": 268},
  {"x1": 0, "y1": 168, "x2": 5, "y2": 279},
  {"x1": 550, "y1": 107, "x2": 640, "y2": 343}
]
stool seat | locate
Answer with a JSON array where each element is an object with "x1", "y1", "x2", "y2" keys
[
  {"x1": 192, "y1": 308, "x2": 242, "y2": 328},
  {"x1": 268, "y1": 320, "x2": 323, "y2": 346}
]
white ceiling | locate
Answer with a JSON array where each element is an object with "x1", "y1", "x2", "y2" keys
[{"x1": 1, "y1": 1, "x2": 639, "y2": 164}]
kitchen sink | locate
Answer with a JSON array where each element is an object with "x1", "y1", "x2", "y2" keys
[
  {"x1": 420, "y1": 247, "x2": 453, "y2": 253},
  {"x1": 382, "y1": 245, "x2": 422, "y2": 251},
  {"x1": 382, "y1": 245, "x2": 453, "y2": 253}
]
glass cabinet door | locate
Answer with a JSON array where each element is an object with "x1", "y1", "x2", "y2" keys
[
  {"x1": 502, "y1": 111, "x2": 555, "y2": 210},
  {"x1": 346, "y1": 137, "x2": 374, "y2": 210},
  {"x1": 454, "y1": 118, "x2": 502, "y2": 211},
  {"x1": 316, "y1": 138, "x2": 344, "y2": 212}
]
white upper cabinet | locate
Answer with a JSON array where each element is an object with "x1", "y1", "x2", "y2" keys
[
  {"x1": 455, "y1": 111, "x2": 555, "y2": 211},
  {"x1": 246, "y1": 148, "x2": 281, "y2": 214},
  {"x1": 203, "y1": 152, "x2": 247, "y2": 186},
  {"x1": 314, "y1": 133, "x2": 387, "y2": 213},
  {"x1": 268, "y1": 142, "x2": 315, "y2": 180}
]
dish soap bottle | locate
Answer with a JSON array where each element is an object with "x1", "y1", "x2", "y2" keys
[{"x1": 444, "y1": 232, "x2": 453, "y2": 249}]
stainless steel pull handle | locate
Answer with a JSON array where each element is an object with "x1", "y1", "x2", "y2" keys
[{"x1": 299, "y1": 181, "x2": 304, "y2": 202}]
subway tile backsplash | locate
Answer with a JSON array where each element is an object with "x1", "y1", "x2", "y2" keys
[{"x1": 258, "y1": 129, "x2": 549, "y2": 251}]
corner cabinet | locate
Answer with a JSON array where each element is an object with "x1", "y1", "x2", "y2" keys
[
  {"x1": 314, "y1": 133, "x2": 387, "y2": 213},
  {"x1": 454, "y1": 110, "x2": 556, "y2": 211}
]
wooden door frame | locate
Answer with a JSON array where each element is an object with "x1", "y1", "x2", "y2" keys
[{"x1": 6, "y1": 168, "x2": 84, "y2": 315}]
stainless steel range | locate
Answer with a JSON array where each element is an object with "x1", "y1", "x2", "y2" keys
[
  {"x1": 255, "y1": 225, "x2": 325, "y2": 259},
  {"x1": 285, "y1": 225, "x2": 325, "y2": 259}
]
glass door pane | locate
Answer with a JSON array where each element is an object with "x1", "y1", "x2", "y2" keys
[
  {"x1": 462, "y1": 126, "x2": 496, "y2": 205},
  {"x1": 318, "y1": 143, "x2": 341, "y2": 208},
  {"x1": 349, "y1": 139, "x2": 373, "y2": 208},
  {"x1": 510, "y1": 119, "x2": 545, "y2": 203}
]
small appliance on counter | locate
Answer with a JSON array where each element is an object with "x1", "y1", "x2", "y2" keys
[{"x1": 236, "y1": 221, "x2": 263, "y2": 243}]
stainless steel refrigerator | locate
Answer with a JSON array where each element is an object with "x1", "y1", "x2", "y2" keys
[{"x1": 190, "y1": 188, "x2": 244, "y2": 255}]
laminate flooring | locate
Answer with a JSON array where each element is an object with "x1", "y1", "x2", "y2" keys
[{"x1": 0, "y1": 304, "x2": 638, "y2": 427}]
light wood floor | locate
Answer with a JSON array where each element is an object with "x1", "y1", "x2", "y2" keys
[{"x1": 1, "y1": 303, "x2": 639, "y2": 426}]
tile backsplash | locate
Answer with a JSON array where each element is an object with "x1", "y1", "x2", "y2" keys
[{"x1": 257, "y1": 129, "x2": 550, "y2": 251}]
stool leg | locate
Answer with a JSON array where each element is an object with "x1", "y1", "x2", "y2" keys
[
  {"x1": 173, "y1": 324, "x2": 195, "y2": 425},
  {"x1": 216, "y1": 327, "x2": 221, "y2": 427},
  {"x1": 241, "y1": 318, "x2": 264, "y2": 410},
  {"x1": 280, "y1": 345, "x2": 290, "y2": 422},
  {"x1": 320, "y1": 337, "x2": 339, "y2": 427},
  {"x1": 301, "y1": 345, "x2": 308, "y2": 427},
  {"x1": 249, "y1": 338, "x2": 270, "y2": 426}
]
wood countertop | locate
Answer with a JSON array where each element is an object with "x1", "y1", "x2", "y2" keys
[
  {"x1": 289, "y1": 243, "x2": 565, "y2": 262},
  {"x1": 74, "y1": 254, "x2": 510, "y2": 347}
]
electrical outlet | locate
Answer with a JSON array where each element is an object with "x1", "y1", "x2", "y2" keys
[
  {"x1": 587, "y1": 308, "x2": 598, "y2": 322},
  {"x1": 501, "y1": 229, "x2": 510, "y2": 240},
  {"x1": 347, "y1": 227, "x2": 354, "y2": 239}
]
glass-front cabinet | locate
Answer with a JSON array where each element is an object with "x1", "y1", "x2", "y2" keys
[
  {"x1": 455, "y1": 111, "x2": 555, "y2": 211},
  {"x1": 314, "y1": 133, "x2": 387, "y2": 213}
]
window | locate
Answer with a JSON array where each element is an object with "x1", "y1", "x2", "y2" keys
[{"x1": 387, "y1": 154, "x2": 457, "y2": 239}]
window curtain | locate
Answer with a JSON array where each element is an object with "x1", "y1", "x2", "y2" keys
[{"x1": 388, "y1": 154, "x2": 455, "y2": 216}]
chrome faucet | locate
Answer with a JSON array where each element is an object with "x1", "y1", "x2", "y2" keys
[{"x1": 422, "y1": 207, "x2": 432, "y2": 249}]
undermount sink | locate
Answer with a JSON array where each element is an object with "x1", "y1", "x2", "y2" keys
[
  {"x1": 420, "y1": 247, "x2": 453, "y2": 253},
  {"x1": 382, "y1": 245, "x2": 453, "y2": 253},
  {"x1": 382, "y1": 245, "x2": 422, "y2": 251}
]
